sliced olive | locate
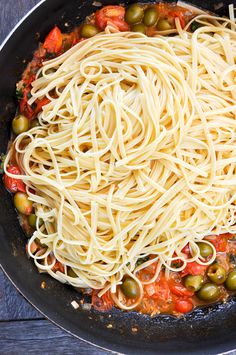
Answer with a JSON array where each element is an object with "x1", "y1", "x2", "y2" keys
[
  {"x1": 14, "y1": 192, "x2": 33, "y2": 215},
  {"x1": 184, "y1": 275, "x2": 203, "y2": 292},
  {"x1": 12, "y1": 115, "x2": 30, "y2": 135},
  {"x1": 156, "y1": 18, "x2": 172, "y2": 31},
  {"x1": 225, "y1": 270, "x2": 236, "y2": 291},
  {"x1": 31, "y1": 119, "x2": 40, "y2": 128},
  {"x1": 131, "y1": 23, "x2": 146, "y2": 34},
  {"x1": 28, "y1": 214, "x2": 37, "y2": 229},
  {"x1": 80, "y1": 24, "x2": 100, "y2": 38},
  {"x1": 68, "y1": 267, "x2": 77, "y2": 278},
  {"x1": 125, "y1": 4, "x2": 144, "y2": 25},
  {"x1": 198, "y1": 242, "x2": 213, "y2": 258},
  {"x1": 143, "y1": 7, "x2": 158, "y2": 27},
  {"x1": 197, "y1": 283, "x2": 220, "y2": 302},
  {"x1": 207, "y1": 264, "x2": 227, "y2": 285},
  {"x1": 121, "y1": 277, "x2": 139, "y2": 298}
]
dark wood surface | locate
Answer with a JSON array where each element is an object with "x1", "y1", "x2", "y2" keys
[{"x1": 0, "y1": 1, "x2": 110, "y2": 353}]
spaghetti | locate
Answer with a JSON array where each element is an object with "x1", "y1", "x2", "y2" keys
[{"x1": 4, "y1": 12, "x2": 236, "y2": 312}]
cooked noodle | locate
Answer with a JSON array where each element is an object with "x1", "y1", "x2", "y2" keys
[{"x1": 4, "y1": 14, "x2": 236, "y2": 308}]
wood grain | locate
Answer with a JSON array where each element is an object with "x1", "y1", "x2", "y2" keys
[
  {"x1": 0, "y1": 0, "x2": 39, "y2": 42},
  {"x1": 0, "y1": 271, "x2": 41, "y2": 321},
  {"x1": 0, "y1": 319, "x2": 109, "y2": 354}
]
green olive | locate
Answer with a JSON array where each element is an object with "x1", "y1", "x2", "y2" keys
[
  {"x1": 156, "y1": 18, "x2": 172, "y2": 31},
  {"x1": 225, "y1": 270, "x2": 236, "y2": 291},
  {"x1": 12, "y1": 115, "x2": 30, "y2": 135},
  {"x1": 121, "y1": 277, "x2": 139, "y2": 298},
  {"x1": 125, "y1": 4, "x2": 144, "y2": 25},
  {"x1": 184, "y1": 275, "x2": 203, "y2": 292},
  {"x1": 198, "y1": 242, "x2": 213, "y2": 258},
  {"x1": 131, "y1": 23, "x2": 146, "y2": 34},
  {"x1": 28, "y1": 214, "x2": 37, "y2": 229},
  {"x1": 14, "y1": 192, "x2": 33, "y2": 215},
  {"x1": 80, "y1": 24, "x2": 100, "y2": 38},
  {"x1": 67, "y1": 267, "x2": 77, "y2": 278},
  {"x1": 207, "y1": 264, "x2": 227, "y2": 285},
  {"x1": 31, "y1": 119, "x2": 40, "y2": 128},
  {"x1": 197, "y1": 283, "x2": 220, "y2": 302},
  {"x1": 143, "y1": 7, "x2": 158, "y2": 27}
]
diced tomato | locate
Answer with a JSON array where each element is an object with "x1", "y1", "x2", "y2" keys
[
  {"x1": 52, "y1": 261, "x2": 65, "y2": 273},
  {"x1": 3, "y1": 165, "x2": 26, "y2": 193},
  {"x1": 19, "y1": 88, "x2": 34, "y2": 119},
  {"x1": 221, "y1": 233, "x2": 235, "y2": 240},
  {"x1": 206, "y1": 235, "x2": 228, "y2": 252},
  {"x1": 34, "y1": 97, "x2": 51, "y2": 115},
  {"x1": 19, "y1": 74, "x2": 36, "y2": 119},
  {"x1": 26, "y1": 241, "x2": 39, "y2": 255},
  {"x1": 43, "y1": 26, "x2": 62, "y2": 54},
  {"x1": 156, "y1": 3, "x2": 169, "y2": 17},
  {"x1": 174, "y1": 299, "x2": 193, "y2": 313},
  {"x1": 23, "y1": 74, "x2": 36, "y2": 87},
  {"x1": 92, "y1": 290, "x2": 114, "y2": 312},
  {"x1": 144, "y1": 283, "x2": 156, "y2": 297},
  {"x1": 144, "y1": 276, "x2": 170, "y2": 301},
  {"x1": 181, "y1": 261, "x2": 207, "y2": 277},
  {"x1": 46, "y1": 255, "x2": 65, "y2": 273},
  {"x1": 169, "y1": 280, "x2": 194, "y2": 297},
  {"x1": 95, "y1": 6, "x2": 129, "y2": 31},
  {"x1": 168, "y1": 11, "x2": 186, "y2": 28}
]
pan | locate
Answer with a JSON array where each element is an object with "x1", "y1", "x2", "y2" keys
[{"x1": 0, "y1": 0, "x2": 236, "y2": 353}]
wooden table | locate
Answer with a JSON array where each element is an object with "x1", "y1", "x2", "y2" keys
[{"x1": 0, "y1": 1, "x2": 109, "y2": 353}]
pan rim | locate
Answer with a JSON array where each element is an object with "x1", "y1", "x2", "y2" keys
[{"x1": 0, "y1": 1, "x2": 236, "y2": 354}]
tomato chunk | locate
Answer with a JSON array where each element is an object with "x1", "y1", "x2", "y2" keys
[
  {"x1": 35, "y1": 97, "x2": 51, "y2": 115},
  {"x1": 52, "y1": 261, "x2": 65, "y2": 273},
  {"x1": 168, "y1": 11, "x2": 185, "y2": 28},
  {"x1": 144, "y1": 277, "x2": 170, "y2": 301},
  {"x1": 181, "y1": 261, "x2": 207, "y2": 277},
  {"x1": 95, "y1": 6, "x2": 129, "y2": 31},
  {"x1": 43, "y1": 26, "x2": 62, "y2": 54},
  {"x1": 92, "y1": 290, "x2": 114, "y2": 312},
  {"x1": 19, "y1": 88, "x2": 34, "y2": 119},
  {"x1": 206, "y1": 235, "x2": 228, "y2": 252},
  {"x1": 3, "y1": 165, "x2": 26, "y2": 193},
  {"x1": 26, "y1": 241, "x2": 39, "y2": 255},
  {"x1": 169, "y1": 280, "x2": 194, "y2": 297},
  {"x1": 174, "y1": 299, "x2": 193, "y2": 313}
]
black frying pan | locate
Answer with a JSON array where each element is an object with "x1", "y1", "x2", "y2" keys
[{"x1": 0, "y1": 0, "x2": 236, "y2": 353}]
